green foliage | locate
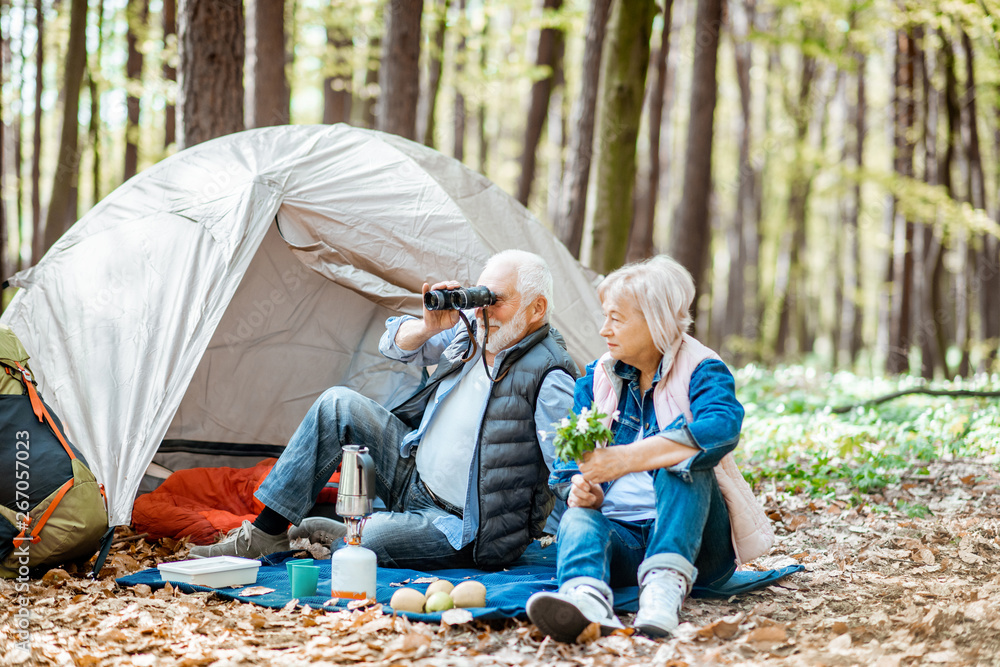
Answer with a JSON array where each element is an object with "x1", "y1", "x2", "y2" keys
[
  {"x1": 736, "y1": 365, "x2": 1000, "y2": 507},
  {"x1": 552, "y1": 406, "x2": 614, "y2": 463}
]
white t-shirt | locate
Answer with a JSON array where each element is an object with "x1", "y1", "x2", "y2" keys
[
  {"x1": 601, "y1": 429, "x2": 658, "y2": 522},
  {"x1": 415, "y1": 360, "x2": 492, "y2": 507}
]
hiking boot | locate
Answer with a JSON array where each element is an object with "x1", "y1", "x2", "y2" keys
[
  {"x1": 189, "y1": 520, "x2": 290, "y2": 559},
  {"x1": 632, "y1": 568, "x2": 689, "y2": 637},
  {"x1": 287, "y1": 516, "x2": 348, "y2": 546},
  {"x1": 526, "y1": 584, "x2": 624, "y2": 643}
]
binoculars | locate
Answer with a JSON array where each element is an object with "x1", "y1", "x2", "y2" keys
[{"x1": 423, "y1": 286, "x2": 497, "y2": 311}]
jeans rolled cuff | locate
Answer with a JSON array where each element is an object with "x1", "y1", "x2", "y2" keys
[
  {"x1": 253, "y1": 488, "x2": 304, "y2": 527},
  {"x1": 638, "y1": 554, "x2": 697, "y2": 592},
  {"x1": 560, "y1": 575, "x2": 614, "y2": 604}
]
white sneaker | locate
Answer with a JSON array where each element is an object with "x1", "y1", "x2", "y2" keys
[
  {"x1": 189, "y1": 520, "x2": 290, "y2": 559},
  {"x1": 633, "y1": 568, "x2": 689, "y2": 637},
  {"x1": 527, "y1": 584, "x2": 625, "y2": 643},
  {"x1": 287, "y1": 516, "x2": 347, "y2": 546}
]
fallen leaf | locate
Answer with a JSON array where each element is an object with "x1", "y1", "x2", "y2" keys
[
  {"x1": 744, "y1": 624, "x2": 787, "y2": 648},
  {"x1": 42, "y1": 568, "x2": 72, "y2": 584},
  {"x1": 441, "y1": 608, "x2": 474, "y2": 625},
  {"x1": 239, "y1": 586, "x2": 275, "y2": 596},
  {"x1": 828, "y1": 633, "x2": 852, "y2": 651},
  {"x1": 697, "y1": 614, "x2": 742, "y2": 640},
  {"x1": 958, "y1": 551, "x2": 984, "y2": 565},
  {"x1": 576, "y1": 622, "x2": 600, "y2": 644},
  {"x1": 787, "y1": 515, "x2": 809, "y2": 531}
]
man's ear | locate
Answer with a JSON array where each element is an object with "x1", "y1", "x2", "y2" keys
[{"x1": 527, "y1": 296, "x2": 547, "y2": 327}]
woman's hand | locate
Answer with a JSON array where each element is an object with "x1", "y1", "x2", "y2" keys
[
  {"x1": 567, "y1": 474, "x2": 604, "y2": 509},
  {"x1": 579, "y1": 446, "x2": 632, "y2": 485}
]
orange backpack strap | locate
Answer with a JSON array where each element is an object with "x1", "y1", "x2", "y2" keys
[
  {"x1": 16, "y1": 363, "x2": 76, "y2": 460},
  {"x1": 25, "y1": 478, "x2": 75, "y2": 544}
]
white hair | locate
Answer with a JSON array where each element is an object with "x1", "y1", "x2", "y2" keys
[
  {"x1": 485, "y1": 249, "x2": 553, "y2": 321},
  {"x1": 598, "y1": 255, "x2": 695, "y2": 355}
]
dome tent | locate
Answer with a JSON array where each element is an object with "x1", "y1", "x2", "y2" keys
[{"x1": 1, "y1": 124, "x2": 605, "y2": 527}]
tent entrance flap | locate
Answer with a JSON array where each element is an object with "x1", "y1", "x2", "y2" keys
[{"x1": 165, "y1": 222, "x2": 425, "y2": 457}]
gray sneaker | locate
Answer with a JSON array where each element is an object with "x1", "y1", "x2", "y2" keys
[
  {"x1": 526, "y1": 584, "x2": 625, "y2": 643},
  {"x1": 632, "y1": 568, "x2": 689, "y2": 637},
  {"x1": 287, "y1": 516, "x2": 347, "y2": 546},
  {"x1": 189, "y1": 520, "x2": 290, "y2": 559}
]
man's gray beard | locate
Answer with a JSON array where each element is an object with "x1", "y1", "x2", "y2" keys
[{"x1": 479, "y1": 305, "x2": 529, "y2": 355}]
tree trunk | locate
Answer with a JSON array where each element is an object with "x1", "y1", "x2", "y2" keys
[
  {"x1": 987, "y1": 104, "x2": 1000, "y2": 370},
  {"x1": 554, "y1": 0, "x2": 611, "y2": 259},
  {"x1": 322, "y1": 4, "x2": 354, "y2": 125},
  {"x1": 246, "y1": 0, "x2": 289, "y2": 128},
  {"x1": 915, "y1": 28, "x2": 938, "y2": 379},
  {"x1": 718, "y1": 0, "x2": 752, "y2": 361},
  {"x1": 546, "y1": 64, "x2": 566, "y2": 225},
  {"x1": 89, "y1": 0, "x2": 106, "y2": 204},
  {"x1": 178, "y1": 0, "x2": 245, "y2": 149},
  {"x1": 420, "y1": 0, "x2": 449, "y2": 146},
  {"x1": 590, "y1": 0, "x2": 656, "y2": 274},
  {"x1": 960, "y1": 29, "x2": 994, "y2": 373},
  {"x1": 773, "y1": 56, "x2": 816, "y2": 358},
  {"x1": 452, "y1": 0, "x2": 467, "y2": 161},
  {"x1": 887, "y1": 29, "x2": 916, "y2": 375},
  {"x1": 516, "y1": 0, "x2": 564, "y2": 207},
  {"x1": 361, "y1": 28, "x2": 381, "y2": 130},
  {"x1": 937, "y1": 31, "x2": 960, "y2": 376},
  {"x1": 163, "y1": 0, "x2": 176, "y2": 148},
  {"x1": 42, "y1": 0, "x2": 88, "y2": 253},
  {"x1": 626, "y1": 0, "x2": 672, "y2": 265},
  {"x1": 476, "y1": 16, "x2": 489, "y2": 175},
  {"x1": 376, "y1": 0, "x2": 421, "y2": 140},
  {"x1": 124, "y1": 0, "x2": 149, "y2": 181},
  {"x1": 838, "y1": 31, "x2": 864, "y2": 369},
  {"x1": 1, "y1": 13, "x2": 7, "y2": 285},
  {"x1": 30, "y1": 0, "x2": 43, "y2": 265},
  {"x1": 13, "y1": 22, "x2": 25, "y2": 272},
  {"x1": 953, "y1": 31, "x2": 972, "y2": 377},
  {"x1": 667, "y1": 0, "x2": 723, "y2": 316}
]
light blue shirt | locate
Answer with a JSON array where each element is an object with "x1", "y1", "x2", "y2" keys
[{"x1": 379, "y1": 315, "x2": 576, "y2": 549}]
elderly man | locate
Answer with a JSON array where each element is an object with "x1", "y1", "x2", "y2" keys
[{"x1": 192, "y1": 250, "x2": 577, "y2": 570}]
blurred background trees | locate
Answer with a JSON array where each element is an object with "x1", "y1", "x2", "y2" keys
[{"x1": 0, "y1": 0, "x2": 998, "y2": 377}]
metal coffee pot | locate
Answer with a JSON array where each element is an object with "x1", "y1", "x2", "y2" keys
[{"x1": 336, "y1": 445, "x2": 376, "y2": 544}]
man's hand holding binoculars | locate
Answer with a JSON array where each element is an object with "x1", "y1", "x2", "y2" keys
[
  {"x1": 420, "y1": 281, "x2": 463, "y2": 336},
  {"x1": 393, "y1": 281, "x2": 462, "y2": 351}
]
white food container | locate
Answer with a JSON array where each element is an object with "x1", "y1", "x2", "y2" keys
[{"x1": 157, "y1": 556, "x2": 262, "y2": 588}]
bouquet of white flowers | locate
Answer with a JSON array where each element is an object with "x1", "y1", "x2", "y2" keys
[{"x1": 551, "y1": 406, "x2": 616, "y2": 463}]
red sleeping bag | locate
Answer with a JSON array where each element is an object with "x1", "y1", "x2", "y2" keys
[{"x1": 131, "y1": 459, "x2": 339, "y2": 544}]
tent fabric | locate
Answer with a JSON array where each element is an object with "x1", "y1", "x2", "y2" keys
[
  {"x1": 0, "y1": 124, "x2": 606, "y2": 527},
  {"x1": 130, "y1": 459, "x2": 340, "y2": 544},
  {"x1": 116, "y1": 542, "x2": 805, "y2": 619}
]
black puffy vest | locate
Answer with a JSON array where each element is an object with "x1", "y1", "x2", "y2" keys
[{"x1": 390, "y1": 323, "x2": 578, "y2": 568}]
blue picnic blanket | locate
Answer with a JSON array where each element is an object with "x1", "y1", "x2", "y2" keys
[{"x1": 117, "y1": 542, "x2": 803, "y2": 622}]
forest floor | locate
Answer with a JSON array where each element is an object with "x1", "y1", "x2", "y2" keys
[{"x1": 2, "y1": 456, "x2": 999, "y2": 667}]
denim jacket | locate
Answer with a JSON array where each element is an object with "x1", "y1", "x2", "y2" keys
[{"x1": 549, "y1": 357, "x2": 744, "y2": 502}]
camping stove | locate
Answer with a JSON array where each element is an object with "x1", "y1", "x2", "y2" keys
[{"x1": 331, "y1": 445, "x2": 378, "y2": 600}]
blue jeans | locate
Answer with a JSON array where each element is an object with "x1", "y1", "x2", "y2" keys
[
  {"x1": 555, "y1": 466, "x2": 735, "y2": 599},
  {"x1": 255, "y1": 387, "x2": 476, "y2": 570}
]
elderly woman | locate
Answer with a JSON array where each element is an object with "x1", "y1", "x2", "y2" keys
[{"x1": 527, "y1": 255, "x2": 766, "y2": 641}]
